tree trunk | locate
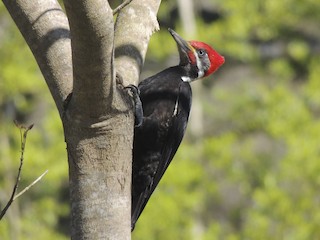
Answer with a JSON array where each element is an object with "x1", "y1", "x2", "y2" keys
[{"x1": 2, "y1": 0, "x2": 161, "y2": 238}]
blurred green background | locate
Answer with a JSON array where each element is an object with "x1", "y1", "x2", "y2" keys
[{"x1": 1, "y1": 0, "x2": 320, "y2": 239}]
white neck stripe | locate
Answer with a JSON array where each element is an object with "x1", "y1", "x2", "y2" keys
[
  {"x1": 181, "y1": 76, "x2": 191, "y2": 82},
  {"x1": 195, "y1": 51, "x2": 204, "y2": 78}
]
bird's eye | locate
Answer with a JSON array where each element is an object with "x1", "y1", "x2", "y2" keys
[{"x1": 198, "y1": 49, "x2": 206, "y2": 56}]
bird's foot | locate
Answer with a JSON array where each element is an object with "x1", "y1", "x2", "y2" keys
[{"x1": 125, "y1": 84, "x2": 143, "y2": 128}]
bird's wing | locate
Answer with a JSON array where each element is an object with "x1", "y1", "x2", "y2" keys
[
  {"x1": 151, "y1": 82, "x2": 191, "y2": 195},
  {"x1": 151, "y1": 103, "x2": 188, "y2": 193}
]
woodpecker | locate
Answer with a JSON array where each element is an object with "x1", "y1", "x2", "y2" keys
[{"x1": 131, "y1": 28, "x2": 225, "y2": 230}]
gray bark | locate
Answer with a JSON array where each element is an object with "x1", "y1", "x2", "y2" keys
[
  {"x1": 2, "y1": 0, "x2": 161, "y2": 239},
  {"x1": 114, "y1": 0, "x2": 160, "y2": 87}
]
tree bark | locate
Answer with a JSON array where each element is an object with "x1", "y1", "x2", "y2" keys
[
  {"x1": 114, "y1": 0, "x2": 161, "y2": 87},
  {"x1": 2, "y1": 0, "x2": 72, "y2": 115},
  {"x1": 2, "y1": 0, "x2": 161, "y2": 239}
]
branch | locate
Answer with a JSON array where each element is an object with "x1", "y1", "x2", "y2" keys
[
  {"x1": 113, "y1": 0, "x2": 133, "y2": 15},
  {"x1": 13, "y1": 170, "x2": 48, "y2": 201},
  {"x1": 114, "y1": 0, "x2": 162, "y2": 87},
  {"x1": 0, "y1": 123, "x2": 47, "y2": 220},
  {"x1": 2, "y1": 0, "x2": 73, "y2": 116},
  {"x1": 63, "y1": 0, "x2": 115, "y2": 119}
]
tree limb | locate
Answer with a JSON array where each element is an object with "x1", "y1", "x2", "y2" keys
[
  {"x1": 114, "y1": 0, "x2": 162, "y2": 87},
  {"x1": 2, "y1": 0, "x2": 73, "y2": 116},
  {"x1": 63, "y1": 0, "x2": 115, "y2": 119}
]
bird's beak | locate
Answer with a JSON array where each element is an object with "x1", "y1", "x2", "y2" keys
[{"x1": 168, "y1": 28, "x2": 193, "y2": 66}]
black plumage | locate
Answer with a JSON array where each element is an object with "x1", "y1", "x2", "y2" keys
[{"x1": 131, "y1": 67, "x2": 192, "y2": 230}]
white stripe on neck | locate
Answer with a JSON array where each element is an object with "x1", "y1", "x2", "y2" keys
[
  {"x1": 181, "y1": 76, "x2": 191, "y2": 82},
  {"x1": 195, "y1": 52, "x2": 204, "y2": 78}
]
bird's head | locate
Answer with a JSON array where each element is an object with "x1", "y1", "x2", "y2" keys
[{"x1": 168, "y1": 28, "x2": 225, "y2": 82}]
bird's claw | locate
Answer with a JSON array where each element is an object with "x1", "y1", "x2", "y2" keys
[{"x1": 125, "y1": 84, "x2": 143, "y2": 128}]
